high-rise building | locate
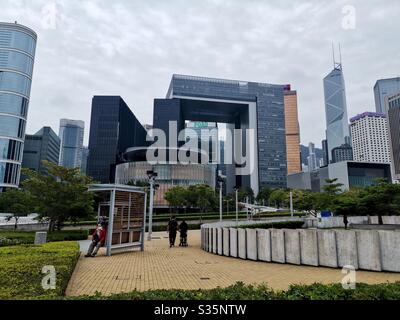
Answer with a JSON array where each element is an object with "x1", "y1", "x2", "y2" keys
[
  {"x1": 80, "y1": 146, "x2": 89, "y2": 175},
  {"x1": 322, "y1": 139, "x2": 329, "y2": 167},
  {"x1": 331, "y1": 143, "x2": 353, "y2": 163},
  {"x1": 22, "y1": 127, "x2": 60, "y2": 174},
  {"x1": 284, "y1": 88, "x2": 301, "y2": 175},
  {"x1": 0, "y1": 22, "x2": 37, "y2": 191},
  {"x1": 307, "y1": 142, "x2": 318, "y2": 172},
  {"x1": 374, "y1": 77, "x2": 400, "y2": 114},
  {"x1": 350, "y1": 112, "x2": 391, "y2": 163},
  {"x1": 154, "y1": 74, "x2": 298, "y2": 192},
  {"x1": 58, "y1": 119, "x2": 84, "y2": 169},
  {"x1": 323, "y1": 63, "x2": 350, "y2": 164},
  {"x1": 87, "y1": 96, "x2": 147, "y2": 183},
  {"x1": 185, "y1": 121, "x2": 218, "y2": 163},
  {"x1": 386, "y1": 92, "x2": 400, "y2": 181}
]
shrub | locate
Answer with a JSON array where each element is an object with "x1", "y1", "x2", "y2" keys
[
  {"x1": 70, "y1": 281, "x2": 400, "y2": 300},
  {"x1": 0, "y1": 230, "x2": 89, "y2": 247},
  {"x1": 0, "y1": 241, "x2": 80, "y2": 300}
]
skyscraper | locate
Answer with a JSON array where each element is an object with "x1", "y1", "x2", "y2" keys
[
  {"x1": 58, "y1": 119, "x2": 84, "y2": 169},
  {"x1": 80, "y1": 146, "x2": 89, "y2": 175},
  {"x1": 350, "y1": 112, "x2": 391, "y2": 163},
  {"x1": 0, "y1": 22, "x2": 37, "y2": 191},
  {"x1": 154, "y1": 74, "x2": 297, "y2": 192},
  {"x1": 22, "y1": 127, "x2": 60, "y2": 175},
  {"x1": 323, "y1": 61, "x2": 350, "y2": 164},
  {"x1": 87, "y1": 96, "x2": 147, "y2": 183},
  {"x1": 386, "y1": 92, "x2": 400, "y2": 181},
  {"x1": 374, "y1": 77, "x2": 400, "y2": 114},
  {"x1": 284, "y1": 87, "x2": 301, "y2": 175},
  {"x1": 307, "y1": 142, "x2": 318, "y2": 172}
]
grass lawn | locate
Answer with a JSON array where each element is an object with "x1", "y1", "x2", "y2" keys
[
  {"x1": 0, "y1": 230, "x2": 88, "y2": 247},
  {"x1": 0, "y1": 241, "x2": 80, "y2": 300}
]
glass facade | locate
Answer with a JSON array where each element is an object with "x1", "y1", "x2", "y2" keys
[
  {"x1": 0, "y1": 22, "x2": 36, "y2": 191},
  {"x1": 22, "y1": 127, "x2": 60, "y2": 175},
  {"x1": 323, "y1": 67, "x2": 350, "y2": 163},
  {"x1": 374, "y1": 77, "x2": 400, "y2": 114},
  {"x1": 58, "y1": 119, "x2": 85, "y2": 169},
  {"x1": 87, "y1": 96, "x2": 148, "y2": 183},
  {"x1": 160, "y1": 74, "x2": 288, "y2": 189}
]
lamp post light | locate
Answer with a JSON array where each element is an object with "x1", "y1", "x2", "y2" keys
[
  {"x1": 146, "y1": 170, "x2": 158, "y2": 241},
  {"x1": 234, "y1": 186, "x2": 239, "y2": 226},
  {"x1": 217, "y1": 171, "x2": 226, "y2": 223}
]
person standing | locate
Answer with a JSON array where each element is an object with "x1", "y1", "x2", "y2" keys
[{"x1": 167, "y1": 216, "x2": 178, "y2": 248}]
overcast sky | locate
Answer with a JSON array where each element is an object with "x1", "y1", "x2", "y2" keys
[{"x1": 1, "y1": 0, "x2": 399, "y2": 147}]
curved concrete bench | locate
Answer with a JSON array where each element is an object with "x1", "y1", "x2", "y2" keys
[{"x1": 201, "y1": 223, "x2": 400, "y2": 273}]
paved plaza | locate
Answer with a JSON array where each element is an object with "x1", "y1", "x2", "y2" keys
[{"x1": 66, "y1": 230, "x2": 400, "y2": 296}]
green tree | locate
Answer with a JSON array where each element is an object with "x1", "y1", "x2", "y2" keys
[
  {"x1": 0, "y1": 189, "x2": 34, "y2": 229},
  {"x1": 238, "y1": 187, "x2": 255, "y2": 203},
  {"x1": 256, "y1": 187, "x2": 272, "y2": 205},
  {"x1": 188, "y1": 184, "x2": 217, "y2": 213},
  {"x1": 22, "y1": 161, "x2": 94, "y2": 231},
  {"x1": 358, "y1": 180, "x2": 400, "y2": 224},
  {"x1": 164, "y1": 186, "x2": 188, "y2": 214},
  {"x1": 269, "y1": 189, "x2": 288, "y2": 209}
]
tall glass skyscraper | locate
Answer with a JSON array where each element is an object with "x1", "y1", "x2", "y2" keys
[
  {"x1": 374, "y1": 77, "x2": 400, "y2": 114},
  {"x1": 58, "y1": 119, "x2": 85, "y2": 169},
  {"x1": 323, "y1": 65, "x2": 350, "y2": 163},
  {"x1": 0, "y1": 22, "x2": 37, "y2": 191}
]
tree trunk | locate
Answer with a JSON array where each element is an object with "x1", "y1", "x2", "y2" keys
[
  {"x1": 378, "y1": 215, "x2": 383, "y2": 225},
  {"x1": 14, "y1": 217, "x2": 19, "y2": 230}
]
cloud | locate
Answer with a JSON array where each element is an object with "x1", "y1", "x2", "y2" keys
[{"x1": 0, "y1": 0, "x2": 399, "y2": 148}]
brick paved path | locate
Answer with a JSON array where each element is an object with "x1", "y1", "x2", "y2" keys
[{"x1": 66, "y1": 230, "x2": 400, "y2": 296}]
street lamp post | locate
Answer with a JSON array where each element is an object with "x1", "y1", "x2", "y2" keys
[
  {"x1": 217, "y1": 171, "x2": 226, "y2": 223},
  {"x1": 234, "y1": 186, "x2": 239, "y2": 226},
  {"x1": 290, "y1": 191, "x2": 294, "y2": 217},
  {"x1": 147, "y1": 170, "x2": 158, "y2": 241}
]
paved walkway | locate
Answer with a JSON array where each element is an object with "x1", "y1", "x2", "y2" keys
[{"x1": 66, "y1": 230, "x2": 400, "y2": 296}]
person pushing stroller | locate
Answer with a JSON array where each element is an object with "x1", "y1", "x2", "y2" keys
[{"x1": 179, "y1": 220, "x2": 188, "y2": 247}]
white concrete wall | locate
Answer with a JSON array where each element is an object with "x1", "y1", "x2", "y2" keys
[
  {"x1": 335, "y1": 230, "x2": 358, "y2": 269},
  {"x1": 271, "y1": 229, "x2": 285, "y2": 263},
  {"x1": 246, "y1": 229, "x2": 257, "y2": 260},
  {"x1": 200, "y1": 224, "x2": 400, "y2": 273},
  {"x1": 208, "y1": 228, "x2": 212, "y2": 252},
  {"x1": 212, "y1": 228, "x2": 217, "y2": 254},
  {"x1": 223, "y1": 228, "x2": 230, "y2": 256},
  {"x1": 317, "y1": 230, "x2": 338, "y2": 268},
  {"x1": 379, "y1": 230, "x2": 400, "y2": 272},
  {"x1": 229, "y1": 228, "x2": 238, "y2": 257},
  {"x1": 299, "y1": 229, "x2": 318, "y2": 266},
  {"x1": 217, "y1": 228, "x2": 223, "y2": 255},
  {"x1": 257, "y1": 229, "x2": 271, "y2": 262},
  {"x1": 356, "y1": 230, "x2": 382, "y2": 271},
  {"x1": 238, "y1": 228, "x2": 246, "y2": 259},
  {"x1": 284, "y1": 229, "x2": 301, "y2": 265}
]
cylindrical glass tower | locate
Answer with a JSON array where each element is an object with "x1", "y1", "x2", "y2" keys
[{"x1": 0, "y1": 22, "x2": 37, "y2": 191}]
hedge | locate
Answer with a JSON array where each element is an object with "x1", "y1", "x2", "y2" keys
[
  {"x1": 70, "y1": 281, "x2": 400, "y2": 300},
  {"x1": 235, "y1": 221, "x2": 305, "y2": 229},
  {"x1": 0, "y1": 241, "x2": 80, "y2": 300},
  {"x1": 0, "y1": 230, "x2": 89, "y2": 247}
]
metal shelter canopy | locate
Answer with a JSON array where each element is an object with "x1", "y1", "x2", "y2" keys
[{"x1": 88, "y1": 184, "x2": 147, "y2": 256}]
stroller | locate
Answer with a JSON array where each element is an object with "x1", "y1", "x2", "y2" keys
[
  {"x1": 179, "y1": 220, "x2": 188, "y2": 247},
  {"x1": 179, "y1": 231, "x2": 188, "y2": 247}
]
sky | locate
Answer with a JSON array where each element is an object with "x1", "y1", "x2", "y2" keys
[{"x1": 1, "y1": 0, "x2": 399, "y2": 147}]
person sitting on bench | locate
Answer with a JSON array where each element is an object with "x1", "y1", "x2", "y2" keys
[{"x1": 85, "y1": 224, "x2": 106, "y2": 257}]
